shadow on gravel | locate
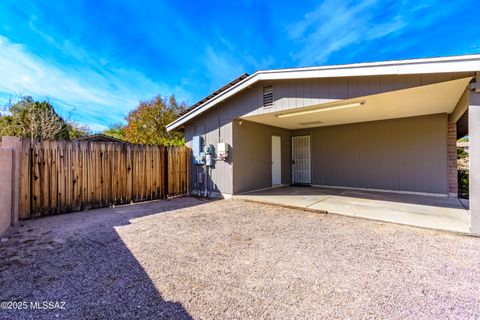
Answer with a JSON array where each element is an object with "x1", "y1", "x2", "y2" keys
[{"x1": 0, "y1": 197, "x2": 212, "y2": 320}]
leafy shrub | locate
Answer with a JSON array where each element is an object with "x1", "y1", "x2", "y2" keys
[
  {"x1": 458, "y1": 169, "x2": 469, "y2": 199},
  {"x1": 457, "y1": 148, "x2": 468, "y2": 159}
]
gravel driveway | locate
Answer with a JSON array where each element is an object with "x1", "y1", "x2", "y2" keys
[{"x1": 1, "y1": 197, "x2": 480, "y2": 319}]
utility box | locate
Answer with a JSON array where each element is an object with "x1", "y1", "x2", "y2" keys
[
  {"x1": 205, "y1": 154, "x2": 213, "y2": 166},
  {"x1": 217, "y1": 142, "x2": 229, "y2": 160},
  {"x1": 192, "y1": 136, "x2": 204, "y2": 164}
]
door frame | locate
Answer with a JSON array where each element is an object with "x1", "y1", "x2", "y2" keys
[
  {"x1": 291, "y1": 135, "x2": 311, "y2": 185},
  {"x1": 271, "y1": 135, "x2": 282, "y2": 186}
]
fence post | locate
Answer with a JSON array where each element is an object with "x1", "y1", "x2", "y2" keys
[
  {"x1": 1, "y1": 136, "x2": 22, "y2": 224},
  {"x1": 187, "y1": 148, "x2": 191, "y2": 195},
  {"x1": 164, "y1": 147, "x2": 169, "y2": 198}
]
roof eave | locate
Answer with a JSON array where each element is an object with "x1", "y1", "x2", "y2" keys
[{"x1": 167, "y1": 54, "x2": 480, "y2": 131}]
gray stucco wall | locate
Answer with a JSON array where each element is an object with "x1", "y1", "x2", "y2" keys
[
  {"x1": 299, "y1": 114, "x2": 449, "y2": 194},
  {"x1": 232, "y1": 120, "x2": 291, "y2": 194}
]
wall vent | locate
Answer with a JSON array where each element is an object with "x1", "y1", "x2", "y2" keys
[{"x1": 263, "y1": 85, "x2": 273, "y2": 108}]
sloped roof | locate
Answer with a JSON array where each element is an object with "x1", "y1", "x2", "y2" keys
[
  {"x1": 177, "y1": 73, "x2": 249, "y2": 117},
  {"x1": 167, "y1": 54, "x2": 480, "y2": 131},
  {"x1": 74, "y1": 134, "x2": 126, "y2": 143}
]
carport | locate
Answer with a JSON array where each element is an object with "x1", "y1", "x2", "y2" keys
[
  {"x1": 232, "y1": 76, "x2": 474, "y2": 234},
  {"x1": 167, "y1": 55, "x2": 480, "y2": 235},
  {"x1": 235, "y1": 186, "x2": 470, "y2": 233}
]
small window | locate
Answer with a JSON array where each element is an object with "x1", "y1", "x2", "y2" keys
[{"x1": 263, "y1": 85, "x2": 273, "y2": 108}]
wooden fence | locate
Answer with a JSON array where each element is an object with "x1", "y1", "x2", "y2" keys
[{"x1": 18, "y1": 139, "x2": 191, "y2": 219}]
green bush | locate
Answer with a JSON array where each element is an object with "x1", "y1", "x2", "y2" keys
[
  {"x1": 457, "y1": 148, "x2": 468, "y2": 159},
  {"x1": 458, "y1": 169, "x2": 469, "y2": 199}
]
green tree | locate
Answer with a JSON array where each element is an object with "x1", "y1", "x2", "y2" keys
[
  {"x1": 0, "y1": 96, "x2": 89, "y2": 140},
  {"x1": 103, "y1": 123, "x2": 126, "y2": 140},
  {"x1": 66, "y1": 121, "x2": 91, "y2": 139},
  {"x1": 124, "y1": 95, "x2": 186, "y2": 146},
  {"x1": 0, "y1": 115, "x2": 15, "y2": 136}
]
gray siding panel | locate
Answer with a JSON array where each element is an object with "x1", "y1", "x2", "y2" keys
[
  {"x1": 182, "y1": 73, "x2": 467, "y2": 196},
  {"x1": 184, "y1": 83, "x2": 275, "y2": 195},
  {"x1": 185, "y1": 109, "x2": 233, "y2": 195},
  {"x1": 232, "y1": 120, "x2": 291, "y2": 194},
  {"x1": 308, "y1": 114, "x2": 449, "y2": 194},
  {"x1": 242, "y1": 72, "x2": 475, "y2": 117}
]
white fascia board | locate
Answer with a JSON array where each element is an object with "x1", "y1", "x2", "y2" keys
[
  {"x1": 167, "y1": 54, "x2": 480, "y2": 131},
  {"x1": 260, "y1": 57, "x2": 480, "y2": 79},
  {"x1": 257, "y1": 54, "x2": 480, "y2": 74},
  {"x1": 257, "y1": 66, "x2": 401, "y2": 80}
]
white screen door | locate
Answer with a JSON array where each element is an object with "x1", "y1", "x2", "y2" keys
[
  {"x1": 272, "y1": 136, "x2": 282, "y2": 185},
  {"x1": 292, "y1": 135, "x2": 311, "y2": 184}
]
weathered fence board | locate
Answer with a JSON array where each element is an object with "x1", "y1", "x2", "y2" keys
[{"x1": 18, "y1": 139, "x2": 191, "y2": 219}]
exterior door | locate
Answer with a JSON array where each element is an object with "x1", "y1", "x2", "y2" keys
[
  {"x1": 272, "y1": 136, "x2": 282, "y2": 185},
  {"x1": 292, "y1": 135, "x2": 311, "y2": 184}
]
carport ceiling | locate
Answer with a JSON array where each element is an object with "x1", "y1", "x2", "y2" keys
[{"x1": 240, "y1": 77, "x2": 472, "y2": 129}]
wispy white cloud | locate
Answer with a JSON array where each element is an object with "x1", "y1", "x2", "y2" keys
[
  {"x1": 203, "y1": 39, "x2": 276, "y2": 93},
  {"x1": 1, "y1": 0, "x2": 474, "y2": 132},
  {"x1": 0, "y1": 35, "x2": 190, "y2": 131},
  {"x1": 204, "y1": 45, "x2": 247, "y2": 90},
  {"x1": 286, "y1": 0, "x2": 463, "y2": 66}
]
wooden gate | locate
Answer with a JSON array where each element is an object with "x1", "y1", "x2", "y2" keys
[{"x1": 18, "y1": 139, "x2": 191, "y2": 219}]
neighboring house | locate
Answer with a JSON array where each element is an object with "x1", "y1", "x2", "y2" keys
[
  {"x1": 457, "y1": 141, "x2": 470, "y2": 153},
  {"x1": 74, "y1": 134, "x2": 125, "y2": 143},
  {"x1": 167, "y1": 54, "x2": 480, "y2": 232}
]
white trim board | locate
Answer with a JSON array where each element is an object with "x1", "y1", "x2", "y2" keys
[
  {"x1": 167, "y1": 54, "x2": 480, "y2": 131},
  {"x1": 312, "y1": 184, "x2": 449, "y2": 198}
]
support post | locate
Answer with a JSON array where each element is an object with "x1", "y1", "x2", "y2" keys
[{"x1": 469, "y1": 91, "x2": 480, "y2": 235}]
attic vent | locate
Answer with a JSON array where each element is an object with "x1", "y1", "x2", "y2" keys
[{"x1": 263, "y1": 85, "x2": 273, "y2": 107}]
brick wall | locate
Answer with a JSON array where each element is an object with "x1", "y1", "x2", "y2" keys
[{"x1": 447, "y1": 120, "x2": 458, "y2": 197}]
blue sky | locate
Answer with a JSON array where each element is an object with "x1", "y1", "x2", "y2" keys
[{"x1": 0, "y1": 0, "x2": 479, "y2": 131}]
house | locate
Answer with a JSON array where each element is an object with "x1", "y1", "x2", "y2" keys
[
  {"x1": 74, "y1": 133, "x2": 126, "y2": 143},
  {"x1": 167, "y1": 54, "x2": 480, "y2": 234}
]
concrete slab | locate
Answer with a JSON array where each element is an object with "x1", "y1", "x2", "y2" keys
[
  {"x1": 237, "y1": 186, "x2": 342, "y2": 209},
  {"x1": 235, "y1": 186, "x2": 471, "y2": 234}
]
